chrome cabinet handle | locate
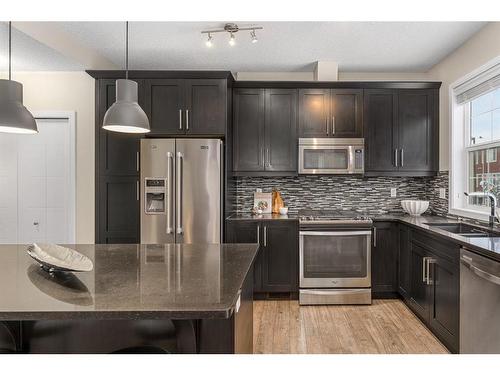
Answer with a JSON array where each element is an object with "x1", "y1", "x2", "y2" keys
[
  {"x1": 400, "y1": 149, "x2": 404, "y2": 167},
  {"x1": 263, "y1": 226, "x2": 267, "y2": 247},
  {"x1": 136, "y1": 180, "x2": 140, "y2": 201},
  {"x1": 266, "y1": 148, "x2": 270, "y2": 167},
  {"x1": 136, "y1": 151, "x2": 140, "y2": 172},
  {"x1": 331, "y1": 116, "x2": 335, "y2": 136},
  {"x1": 422, "y1": 257, "x2": 428, "y2": 283},
  {"x1": 326, "y1": 117, "x2": 329, "y2": 136},
  {"x1": 166, "y1": 152, "x2": 174, "y2": 234},
  {"x1": 373, "y1": 227, "x2": 377, "y2": 247},
  {"x1": 178, "y1": 109, "x2": 183, "y2": 130},
  {"x1": 461, "y1": 255, "x2": 500, "y2": 286},
  {"x1": 257, "y1": 225, "x2": 260, "y2": 244},
  {"x1": 394, "y1": 149, "x2": 398, "y2": 167},
  {"x1": 176, "y1": 152, "x2": 183, "y2": 234},
  {"x1": 186, "y1": 110, "x2": 189, "y2": 131}
]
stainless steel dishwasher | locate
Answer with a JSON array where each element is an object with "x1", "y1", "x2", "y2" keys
[{"x1": 460, "y1": 247, "x2": 500, "y2": 353}]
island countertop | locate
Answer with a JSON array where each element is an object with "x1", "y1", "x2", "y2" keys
[{"x1": 0, "y1": 243, "x2": 259, "y2": 321}]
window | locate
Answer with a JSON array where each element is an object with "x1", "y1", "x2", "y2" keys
[
  {"x1": 466, "y1": 91, "x2": 500, "y2": 211},
  {"x1": 451, "y1": 58, "x2": 500, "y2": 220}
]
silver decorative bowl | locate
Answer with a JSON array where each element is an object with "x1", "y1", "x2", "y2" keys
[{"x1": 27, "y1": 243, "x2": 93, "y2": 273}]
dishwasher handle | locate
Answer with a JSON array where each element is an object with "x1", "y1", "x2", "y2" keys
[{"x1": 461, "y1": 255, "x2": 500, "y2": 286}]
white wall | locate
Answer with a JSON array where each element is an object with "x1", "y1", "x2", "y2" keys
[
  {"x1": 428, "y1": 22, "x2": 500, "y2": 171},
  {"x1": 1, "y1": 71, "x2": 96, "y2": 243}
]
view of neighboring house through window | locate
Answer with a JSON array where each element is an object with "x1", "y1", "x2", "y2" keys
[{"x1": 467, "y1": 88, "x2": 500, "y2": 209}]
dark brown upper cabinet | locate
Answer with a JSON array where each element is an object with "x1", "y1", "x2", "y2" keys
[
  {"x1": 144, "y1": 78, "x2": 227, "y2": 136},
  {"x1": 298, "y1": 88, "x2": 363, "y2": 138},
  {"x1": 364, "y1": 88, "x2": 438, "y2": 177},
  {"x1": 233, "y1": 88, "x2": 297, "y2": 175}
]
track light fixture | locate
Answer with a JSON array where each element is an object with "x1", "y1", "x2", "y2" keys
[{"x1": 201, "y1": 23, "x2": 262, "y2": 47}]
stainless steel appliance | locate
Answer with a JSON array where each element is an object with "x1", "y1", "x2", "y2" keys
[
  {"x1": 298, "y1": 138, "x2": 364, "y2": 174},
  {"x1": 299, "y1": 210, "x2": 372, "y2": 305},
  {"x1": 460, "y1": 247, "x2": 500, "y2": 353},
  {"x1": 140, "y1": 138, "x2": 222, "y2": 244}
]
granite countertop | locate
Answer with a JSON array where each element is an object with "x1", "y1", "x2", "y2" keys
[
  {"x1": 373, "y1": 214, "x2": 500, "y2": 262},
  {"x1": 0, "y1": 243, "x2": 259, "y2": 321}
]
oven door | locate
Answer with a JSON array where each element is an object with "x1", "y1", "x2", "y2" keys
[
  {"x1": 298, "y1": 145, "x2": 354, "y2": 174},
  {"x1": 299, "y1": 230, "x2": 371, "y2": 288}
]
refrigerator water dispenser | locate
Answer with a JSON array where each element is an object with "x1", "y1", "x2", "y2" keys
[{"x1": 144, "y1": 178, "x2": 167, "y2": 214}]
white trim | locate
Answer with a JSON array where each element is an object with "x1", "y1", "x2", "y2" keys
[
  {"x1": 449, "y1": 55, "x2": 500, "y2": 222},
  {"x1": 32, "y1": 111, "x2": 76, "y2": 243}
]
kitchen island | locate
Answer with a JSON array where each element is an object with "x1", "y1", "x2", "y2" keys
[{"x1": 0, "y1": 243, "x2": 258, "y2": 354}]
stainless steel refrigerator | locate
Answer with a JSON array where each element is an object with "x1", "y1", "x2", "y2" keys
[{"x1": 140, "y1": 138, "x2": 222, "y2": 244}]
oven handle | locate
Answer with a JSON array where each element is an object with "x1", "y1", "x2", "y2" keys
[{"x1": 299, "y1": 230, "x2": 372, "y2": 236}]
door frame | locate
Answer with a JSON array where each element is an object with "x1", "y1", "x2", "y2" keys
[{"x1": 32, "y1": 111, "x2": 76, "y2": 243}]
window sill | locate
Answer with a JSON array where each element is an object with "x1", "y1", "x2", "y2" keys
[{"x1": 449, "y1": 207, "x2": 490, "y2": 222}]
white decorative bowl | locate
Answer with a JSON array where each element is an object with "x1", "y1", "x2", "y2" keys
[
  {"x1": 401, "y1": 200, "x2": 429, "y2": 216},
  {"x1": 27, "y1": 243, "x2": 94, "y2": 273}
]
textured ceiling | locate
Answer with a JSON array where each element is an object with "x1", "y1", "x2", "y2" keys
[{"x1": 0, "y1": 21, "x2": 487, "y2": 72}]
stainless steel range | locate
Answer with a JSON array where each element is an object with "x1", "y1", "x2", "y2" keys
[{"x1": 298, "y1": 210, "x2": 372, "y2": 305}]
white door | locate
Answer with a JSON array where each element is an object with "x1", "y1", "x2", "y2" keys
[{"x1": 0, "y1": 117, "x2": 75, "y2": 244}]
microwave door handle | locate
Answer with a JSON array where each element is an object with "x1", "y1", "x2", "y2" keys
[{"x1": 166, "y1": 152, "x2": 174, "y2": 234}]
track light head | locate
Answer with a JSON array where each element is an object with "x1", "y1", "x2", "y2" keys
[
  {"x1": 251, "y1": 30, "x2": 258, "y2": 43},
  {"x1": 228, "y1": 32, "x2": 236, "y2": 46},
  {"x1": 205, "y1": 33, "x2": 213, "y2": 47}
]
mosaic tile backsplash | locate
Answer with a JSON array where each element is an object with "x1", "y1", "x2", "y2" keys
[{"x1": 233, "y1": 171, "x2": 449, "y2": 215}]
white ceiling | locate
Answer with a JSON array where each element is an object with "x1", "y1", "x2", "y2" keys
[{"x1": 0, "y1": 21, "x2": 487, "y2": 73}]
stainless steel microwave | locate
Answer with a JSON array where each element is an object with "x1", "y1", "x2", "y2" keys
[{"x1": 298, "y1": 138, "x2": 364, "y2": 174}]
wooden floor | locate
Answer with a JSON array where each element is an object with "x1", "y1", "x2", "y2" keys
[{"x1": 253, "y1": 299, "x2": 449, "y2": 354}]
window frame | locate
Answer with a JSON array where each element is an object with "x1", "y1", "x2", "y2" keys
[{"x1": 450, "y1": 56, "x2": 500, "y2": 222}]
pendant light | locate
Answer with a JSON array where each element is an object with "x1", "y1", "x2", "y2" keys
[
  {"x1": 0, "y1": 22, "x2": 37, "y2": 134},
  {"x1": 102, "y1": 22, "x2": 150, "y2": 134}
]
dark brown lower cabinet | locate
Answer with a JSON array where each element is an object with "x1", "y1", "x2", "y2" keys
[
  {"x1": 97, "y1": 176, "x2": 140, "y2": 244},
  {"x1": 397, "y1": 224, "x2": 411, "y2": 299},
  {"x1": 406, "y1": 230, "x2": 460, "y2": 353},
  {"x1": 225, "y1": 219, "x2": 298, "y2": 297},
  {"x1": 371, "y1": 221, "x2": 398, "y2": 298}
]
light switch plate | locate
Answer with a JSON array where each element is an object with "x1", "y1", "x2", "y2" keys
[
  {"x1": 439, "y1": 188, "x2": 446, "y2": 199},
  {"x1": 390, "y1": 188, "x2": 397, "y2": 198}
]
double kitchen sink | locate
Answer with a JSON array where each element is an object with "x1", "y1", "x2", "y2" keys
[{"x1": 425, "y1": 222, "x2": 500, "y2": 238}]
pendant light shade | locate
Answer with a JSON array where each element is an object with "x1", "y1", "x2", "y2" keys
[
  {"x1": 0, "y1": 22, "x2": 37, "y2": 135},
  {"x1": 102, "y1": 79, "x2": 150, "y2": 133},
  {"x1": 102, "y1": 22, "x2": 150, "y2": 134}
]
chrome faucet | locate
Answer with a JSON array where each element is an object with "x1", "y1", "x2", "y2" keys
[{"x1": 464, "y1": 191, "x2": 498, "y2": 227}]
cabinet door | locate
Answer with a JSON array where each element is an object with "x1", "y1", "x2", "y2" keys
[
  {"x1": 298, "y1": 89, "x2": 330, "y2": 137},
  {"x1": 398, "y1": 224, "x2": 411, "y2": 299},
  {"x1": 225, "y1": 220, "x2": 263, "y2": 293},
  {"x1": 429, "y1": 253, "x2": 459, "y2": 352},
  {"x1": 143, "y1": 79, "x2": 185, "y2": 136},
  {"x1": 98, "y1": 176, "x2": 139, "y2": 244},
  {"x1": 233, "y1": 89, "x2": 265, "y2": 172},
  {"x1": 261, "y1": 221, "x2": 298, "y2": 293},
  {"x1": 264, "y1": 89, "x2": 297, "y2": 172},
  {"x1": 330, "y1": 89, "x2": 363, "y2": 138},
  {"x1": 363, "y1": 89, "x2": 398, "y2": 174},
  {"x1": 408, "y1": 242, "x2": 430, "y2": 322},
  {"x1": 398, "y1": 89, "x2": 438, "y2": 172},
  {"x1": 185, "y1": 79, "x2": 226, "y2": 135},
  {"x1": 371, "y1": 222, "x2": 398, "y2": 296},
  {"x1": 98, "y1": 79, "x2": 141, "y2": 176}
]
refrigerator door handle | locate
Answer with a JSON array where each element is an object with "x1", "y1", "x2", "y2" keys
[
  {"x1": 166, "y1": 152, "x2": 174, "y2": 234},
  {"x1": 176, "y1": 151, "x2": 183, "y2": 235}
]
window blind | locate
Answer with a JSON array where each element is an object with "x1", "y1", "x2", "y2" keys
[{"x1": 455, "y1": 62, "x2": 500, "y2": 104}]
